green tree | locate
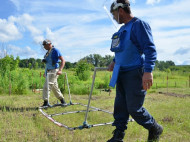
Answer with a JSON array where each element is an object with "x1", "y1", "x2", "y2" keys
[
  {"x1": 65, "y1": 62, "x2": 73, "y2": 69},
  {"x1": 75, "y1": 60, "x2": 91, "y2": 81},
  {"x1": 0, "y1": 55, "x2": 19, "y2": 72},
  {"x1": 10, "y1": 55, "x2": 19, "y2": 71},
  {"x1": 155, "y1": 60, "x2": 175, "y2": 71},
  {"x1": 19, "y1": 59, "x2": 29, "y2": 68},
  {"x1": 34, "y1": 62, "x2": 38, "y2": 70},
  {"x1": 28, "y1": 58, "x2": 35, "y2": 69},
  {"x1": 80, "y1": 54, "x2": 114, "y2": 67},
  {"x1": 28, "y1": 63, "x2": 32, "y2": 69},
  {"x1": 93, "y1": 54, "x2": 102, "y2": 67},
  {"x1": 101, "y1": 55, "x2": 114, "y2": 66}
]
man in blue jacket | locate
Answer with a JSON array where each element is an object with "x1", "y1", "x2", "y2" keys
[
  {"x1": 41, "y1": 39, "x2": 67, "y2": 107},
  {"x1": 107, "y1": 0, "x2": 163, "y2": 142}
]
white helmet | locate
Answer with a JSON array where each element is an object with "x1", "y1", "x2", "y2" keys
[{"x1": 110, "y1": 0, "x2": 130, "y2": 13}]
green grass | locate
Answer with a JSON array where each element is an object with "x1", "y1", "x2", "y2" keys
[
  {"x1": 0, "y1": 90, "x2": 190, "y2": 142},
  {"x1": 0, "y1": 68, "x2": 189, "y2": 96}
]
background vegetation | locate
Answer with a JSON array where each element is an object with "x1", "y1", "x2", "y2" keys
[
  {"x1": 0, "y1": 54, "x2": 189, "y2": 96},
  {"x1": 0, "y1": 54, "x2": 189, "y2": 141}
]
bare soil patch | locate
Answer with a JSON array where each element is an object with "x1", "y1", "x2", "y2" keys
[{"x1": 158, "y1": 92, "x2": 190, "y2": 98}]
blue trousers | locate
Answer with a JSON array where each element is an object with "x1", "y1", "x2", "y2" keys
[{"x1": 112, "y1": 68, "x2": 154, "y2": 131}]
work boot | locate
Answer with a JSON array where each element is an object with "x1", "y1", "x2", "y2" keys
[
  {"x1": 41, "y1": 100, "x2": 51, "y2": 108},
  {"x1": 107, "y1": 129, "x2": 125, "y2": 142},
  {"x1": 148, "y1": 122, "x2": 163, "y2": 142},
  {"x1": 60, "y1": 98, "x2": 67, "y2": 106}
]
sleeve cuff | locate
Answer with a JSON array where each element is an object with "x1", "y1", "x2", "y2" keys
[{"x1": 144, "y1": 68, "x2": 153, "y2": 73}]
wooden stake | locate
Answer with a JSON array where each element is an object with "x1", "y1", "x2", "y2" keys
[
  {"x1": 9, "y1": 72, "x2": 11, "y2": 96},
  {"x1": 32, "y1": 73, "x2": 34, "y2": 92},
  {"x1": 167, "y1": 75, "x2": 168, "y2": 94}
]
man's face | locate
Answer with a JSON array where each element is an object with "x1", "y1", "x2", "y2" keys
[
  {"x1": 43, "y1": 43, "x2": 51, "y2": 50},
  {"x1": 112, "y1": 9, "x2": 123, "y2": 24},
  {"x1": 112, "y1": 10, "x2": 119, "y2": 23}
]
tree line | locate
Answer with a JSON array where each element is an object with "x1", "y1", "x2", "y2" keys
[{"x1": 0, "y1": 54, "x2": 189, "y2": 72}]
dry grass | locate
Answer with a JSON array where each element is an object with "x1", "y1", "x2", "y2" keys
[{"x1": 0, "y1": 90, "x2": 190, "y2": 142}]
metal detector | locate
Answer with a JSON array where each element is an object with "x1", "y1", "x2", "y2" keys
[{"x1": 39, "y1": 67, "x2": 134, "y2": 131}]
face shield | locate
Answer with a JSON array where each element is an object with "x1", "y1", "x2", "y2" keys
[
  {"x1": 103, "y1": 0, "x2": 130, "y2": 30},
  {"x1": 40, "y1": 39, "x2": 51, "y2": 50},
  {"x1": 38, "y1": 39, "x2": 52, "y2": 58}
]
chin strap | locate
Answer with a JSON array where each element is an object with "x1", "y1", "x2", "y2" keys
[{"x1": 44, "y1": 47, "x2": 53, "y2": 59}]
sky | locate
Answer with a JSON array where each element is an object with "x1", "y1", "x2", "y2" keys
[{"x1": 0, "y1": 0, "x2": 190, "y2": 65}]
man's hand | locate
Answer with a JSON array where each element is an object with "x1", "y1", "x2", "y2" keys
[
  {"x1": 142, "y1": 72, "x2": 153, "y2": 91},
  {"x1": 108, "y1": 61, "x2": 115, "y2": 71},
  {"x1": 57, "y1": 56, "x2": 65, "y2": 75},
  {"x1": 57, "y1": 70, "x2": 62, "y2": 75}
]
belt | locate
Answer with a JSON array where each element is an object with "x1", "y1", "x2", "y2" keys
[{"x1": 47, "y1": 68, "x2": 58, "y2": 72}]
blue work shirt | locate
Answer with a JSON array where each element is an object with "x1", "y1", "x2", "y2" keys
[{"x1": 45, "y1": 47, "x2": 62, "y2": 75}]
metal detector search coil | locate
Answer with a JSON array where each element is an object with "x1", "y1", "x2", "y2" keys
[{"x1": 39, "y1": 67, "x2": 134, "y2": 130}]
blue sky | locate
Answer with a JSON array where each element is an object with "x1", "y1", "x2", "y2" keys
[{"x1": 0, "y1": 0, "x2": 190, "y2": 65}]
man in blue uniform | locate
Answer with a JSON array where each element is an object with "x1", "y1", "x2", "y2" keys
[
  {"x1": 41, "y1": 39, "x2": 67, "y2": 107},
  {"x1": 107, "y1": 0, "x2": 163, "y2": 142}
]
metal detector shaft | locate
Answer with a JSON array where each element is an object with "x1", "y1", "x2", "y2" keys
[
  {"x1": 63, "y1": 72, "x2": 72, "y2": 103},
  {"x1": 84, "y1": 67, "x2": 108, "y2": 124}
]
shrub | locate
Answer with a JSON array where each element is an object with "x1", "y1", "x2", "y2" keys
[
  {"x1": 75, "y1": 60, "x2": 91, "y2": 81},
  {"x1": 70, "y1": 84, "x2": 98, "y2": 95}
]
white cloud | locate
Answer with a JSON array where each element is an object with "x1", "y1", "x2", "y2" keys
[
  {"x1": 0, "y1": 19, "x2": 22, "y2": 42},
  {"x1": 0, "y1": 13, "x2": 42, "y2": 43},
  {"x1": 146, "y1": 0, "x2": 161, "y2": 5},
  {"x1": 33, "y1": 35, "x2": 44, "y2": 45},
  {"x1": 174, "y1": 47, "x2": 190, "y2": 55},
  {"x1": 10, "y1": 0, "x2": 20, "y2": 11},
  {"x1": 42, "y1": 24, "x2": 114, "y2": 62},
  {"x1": 9, "y1": 14, "x2": 42, "y2": 36},
  {"x1": 9, "y1": 13, "x2": 33, "y2": 24},
  {"x1": 131, "y1": 0, "x2": 190, "y2": 65},
  {"x1": 154, "y1": 32, "x2": 190, "y2": 65},
  {"x1": 182, "y1": 59, "x2": 190, "y2": 65},
  {"x1": 7, "y1": 44, "x2": 37, "y2": 58}
]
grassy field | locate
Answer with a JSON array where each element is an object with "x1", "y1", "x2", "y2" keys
[{"x1": 0, "y1": 88, "x2": 190, "y2": 142}]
